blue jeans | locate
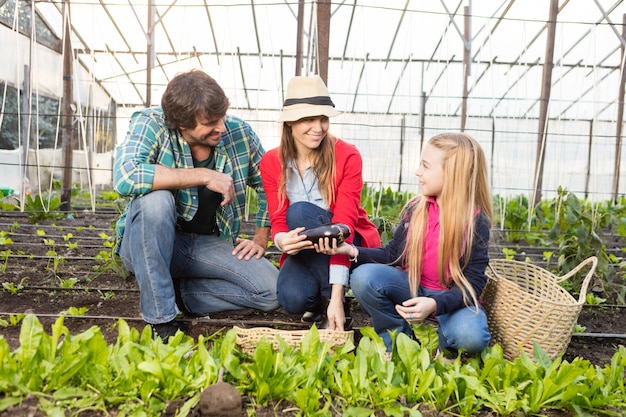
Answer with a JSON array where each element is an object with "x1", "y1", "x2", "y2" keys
[
  {"x1": 277, "y1": 202, "x2": 333, "y2": 314},
  {"x1": 119, "y1": 190, "x2": 279, "y2": 325},
  {"x1": 351, "y1": 263, "x2": 490, "y2": 354}
]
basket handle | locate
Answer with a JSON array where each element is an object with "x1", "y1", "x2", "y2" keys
[{"x1": 555, "y1": 256, "x2": 598, "y2": 304}]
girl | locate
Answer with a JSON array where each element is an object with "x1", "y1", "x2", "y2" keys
[
  {"x1": 318, "y1": 132, "x2": 492, "y2": 355},
  {"x1": 260, "y1": 75, "x2": 381, "y2": 331}
]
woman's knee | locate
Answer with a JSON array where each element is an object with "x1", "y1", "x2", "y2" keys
[
  {"x1": 286, "y1": 202, "x2": 330, "y2": 229},
  {"x1": 440, "y1": 309, "x2": 491, "y2": 353}
]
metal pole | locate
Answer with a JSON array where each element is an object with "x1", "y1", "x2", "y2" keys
[
  {"x1": 461, "y1": 5, "x2": 471, "y2": 131},
  {"x1": 295, "y1": 0, "x2": 304, "y2": 76},
  {"x1": 611, "y1": 14, "x2": 626, "y2": 203},
  {"x1": 146, "y1": 0, "x2": 155, "y2": 107}
]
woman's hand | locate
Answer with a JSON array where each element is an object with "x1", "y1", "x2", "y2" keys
[
  {"x1": 274, "y1": 228, "x2": 314, "y2": 255},
  {"x1": 396, "y1": 297, "x2": 437, "y2": 323}
]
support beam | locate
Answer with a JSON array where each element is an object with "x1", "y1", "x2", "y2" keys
[
  {"x1": 203, "y1": 0, "x2": 220, "y2": 65},
  {"x1": 250, "y1": 0, "x2": 263, "y2": 67},
  {"x1": 61, "y1": 0, "x2": 74, "y2": 212},
  {"x1": 612, "y1": 14, "x2": 626, "y2": 203},
  {"x1": 295, "y1": 0, "x2": 304, "y2": 75},
  {"x1": 341, "y1": 0, "x2": 358, "y2": 66},
  {"x1": 532, "y1": 0, "x2": 558, "y2": 207},
  {"x1": 351, "y1": 53, "x2": 368, "y2": 112},
  {"x1": 384, "y1": 0, "x2": 410, "y2": 69},
  {"x1": 461, "y1": 5, "x2": 471, "y2": 131},
  {"x1": 146, "y1": 0, "x2": 155, "y2": 107},
  {"x1": 237, "y1": 47, "x2": 250, "y2": 109},
  {"x1": 316, "y1": 0, "x2": 331, "y2": 82},
  {"x1": 387, "y1": 54, "x2": 411, "y2": 113}
]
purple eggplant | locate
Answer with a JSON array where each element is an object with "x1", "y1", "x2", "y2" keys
[{"x1": 299, "y1": 223, "x2": 351, "y2": 245}]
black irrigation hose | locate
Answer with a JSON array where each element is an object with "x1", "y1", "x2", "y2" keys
[{"x1": 12, "y1": 285, "x2": 139, "y2": 293}]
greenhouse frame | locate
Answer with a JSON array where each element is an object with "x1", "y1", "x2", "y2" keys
[{"x1": 1, "y1": 0, "x2": 626, "y2": 209}]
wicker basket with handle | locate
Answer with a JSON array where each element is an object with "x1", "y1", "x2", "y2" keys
[
  {"x1": 234, "y1": 326, "x2": 354, "y2": 354},
  {"x1": 482, "y1": 256, "x2": 597, "y2": 361}
]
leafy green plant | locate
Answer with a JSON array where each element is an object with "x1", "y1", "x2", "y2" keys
[
  {"x1": 0, "y1": 314, "x2": 25, "y2": 328},
  {"x1": 0, "y1": 249, "x2": 12, "y2": 274},
  {"x1": 98, "y1": 290, "x2": 115, "y2": 300},
  {"x1": 2, "y1": 277, "x2": 28, "y2": 294},
  {"x1": 20, "y1": 193, "x2": 65, "y2": 223},
  {"x1": 0, "y1": 316, "x2": 625, "y2": 416},
  {"x1": 60, "y1": 306, "x2": 88, "y2": 316},
  {"x1": 0, "y1": 231, "x2": 13, "y2": 246}
]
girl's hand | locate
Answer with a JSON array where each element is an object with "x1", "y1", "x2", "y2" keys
[
  {"x1": 396, "y1": 297, "x2": 437, "y2": 323},
  {"x1": 314, "y1": 237, "x2": 354, "y2": 256},
  {"x1": 325, "y1": 297, "x2": 345, "y2": 331},
  {"x1": 274, "y1": 227, "x2": 314, "y2": 255}
]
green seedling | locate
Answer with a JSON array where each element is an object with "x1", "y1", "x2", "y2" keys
[
  {"x1": 60, "y1": 306, "x2": 88, "y2": 316},
  {"x1": 0, "y1": 249, "x2": 12, "y2": 274},
  {"x1": 98, "y1": 290, "x2": 115, "y2": 300},
  {"x1": 0, "y1": 314, "x2": 25, "y2": 328},
  {"x1": 2, "y1": 277, "x2": 28, "y2": 294},
  {"x1": 58, "y1": 277, "x2": 78, "y2": 288}
]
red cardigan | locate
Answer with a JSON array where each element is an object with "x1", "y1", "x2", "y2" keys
[{"x1": 260, "y1": 138, "x2": 381, "y2": 268}]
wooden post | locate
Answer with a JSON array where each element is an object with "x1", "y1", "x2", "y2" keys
[
  {"x1": 532, "y1": 0, "x2": 558, "y2": 206},
  {"x1": 60, "y1": 0, "x2": 74, "y2": 212},
  {"x1": 611, "y1": 14, "x2": 626, "y2": 203},
  {"x1": 316, "y1": 0, "x2": 330, "y2": 83}
]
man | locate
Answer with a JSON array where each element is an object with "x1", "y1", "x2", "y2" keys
[{"x1": 113, "y1": 69, "x2": 279, "y2": 340}]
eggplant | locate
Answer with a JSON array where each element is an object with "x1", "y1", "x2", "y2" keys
[{"x1": 299, "y1": 223, "x2": 351, "y2": 245}]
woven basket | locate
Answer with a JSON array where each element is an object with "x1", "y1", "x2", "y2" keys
[
  {"x1": 234, "y1": 326, "x2": 354, "y2": 354},
  {"x1": 482, "y1": 256, "x2": 597, "y2": 361}
]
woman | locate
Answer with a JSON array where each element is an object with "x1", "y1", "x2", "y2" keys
[
  {"x1": 318, "y1": 132, "x2": 492, "y2": 357},
  {"x1": 260, "y1": 75, "x2": 381, "y2": 331}
]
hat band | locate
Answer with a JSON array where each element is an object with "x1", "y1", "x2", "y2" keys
[{"x1": 283, "y1": 96, "x2": 335, "y2": 107}]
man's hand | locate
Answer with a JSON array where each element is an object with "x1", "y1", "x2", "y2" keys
[
  {"x1": 202, "y1": 170, "x2": 235, "y2": 206},
  {"x1": 152, "y1": 165, "x2": 235, "y2": 205},
  {"x1": 232, "y1": 237, "x2": 266, "y2": 260},
  {"x1": 232, "y1": 226, "x2": 271, "y2": 260}
]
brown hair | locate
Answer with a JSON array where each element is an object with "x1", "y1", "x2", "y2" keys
[
  {"x1": 404, "y1": 132, "x2": 493, "y2": 307},
  {"x1": 161, "y1": 69, "x2": 230, "y2": 130},
  {"x1": 276, "y1": 122, "x2": 336, "y2": 209}
]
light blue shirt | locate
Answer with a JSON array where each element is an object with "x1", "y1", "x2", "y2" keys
[{"x1": 286, "y1": 161, "x2": 350, "y2": 287}]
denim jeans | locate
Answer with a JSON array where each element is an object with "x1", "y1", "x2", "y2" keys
[
  {"x1": 119, "y1": 190, "x2": 279, "y2": 325},
  {"x1": 276, "y1": 202, "x2": 333, "y2": 314},
  {"x1": 351, "y1": 263, "x2": 490, "y2": 353}
]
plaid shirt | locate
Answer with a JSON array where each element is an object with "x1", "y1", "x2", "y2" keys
[{"x1": 113, "y1": 107, "x2": 269, "y2": 252}]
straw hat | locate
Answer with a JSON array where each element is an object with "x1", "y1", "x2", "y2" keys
[{"x1": 277, "y1": 75, "x2": 341, "y2": 122}]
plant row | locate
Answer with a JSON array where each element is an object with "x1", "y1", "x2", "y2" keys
[{"x1": 0, "y1": 314, "x2": 625, "y2": 416}]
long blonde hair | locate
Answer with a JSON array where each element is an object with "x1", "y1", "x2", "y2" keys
[
  {"x1": 404, "y1": 132, "x2": 493, "y2": 306},
  {"x1": 276, "y1": 123, "x2": 336, "y2": 209}
]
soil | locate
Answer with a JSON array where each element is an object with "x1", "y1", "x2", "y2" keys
[{"x1": 0, "y1": 209, "x2": 625, "y2": 417}]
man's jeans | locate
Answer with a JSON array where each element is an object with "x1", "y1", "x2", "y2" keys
[
  {"x1": 119, "y1": 190, "x2": 279, "y2": 325},
  {"x1": 351, "y1": 263, "x2": 490, "y2": 354}
]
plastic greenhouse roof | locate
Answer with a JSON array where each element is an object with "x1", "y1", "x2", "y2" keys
[{"x1": 20, "y1": 0, "x2": 626, "y2": 121}]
